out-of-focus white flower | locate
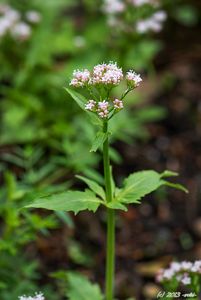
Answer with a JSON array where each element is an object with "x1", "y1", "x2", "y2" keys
[
  {"x1": 26, "y1": 11, "x2": 41, "y2": 23},
  {"x1": 181, "y1": 261, "x2": 193, "y2": 270},
  {"x1": 181, "y1": 275, "x2": 191, "y2": 285},
  {"x1": 19, "y1": 292, "x2": 45, "y2": 300},
  {"x1": 70, "y1": 69, "x2": 91, "y2": 87},
  {"x1": 156, "y1": 260, "x2": 201, "y2": 287},
  {"x1": 12, "y1": 22, "x2": 31, "y2": 40},
  {"x1": 103, "y1": 0, "x2": 125, "y2": 14},
  {"x1": 170, "y1": 262, "x2": 181, "y2": 272},
  {"x1": 85, "y1": 100, "x2": 96, "y2": 111},
  {"x1": 0, "y1": 17, "x2": 11, "y2": 36},
  {"x1": 5, "y1": 8, "x2": 20, "y2": 23},
  {"x1": 132, "y1": 0, "x2": 152, "y2": 6},
  {"x1": 136, "y1": 10, "x2": 167, "y2": 34},
  {"x1": 153, "y1": 11, "x2": 167, "y2": 22},
  {"x1": 126, "y1": 70, "x2": 142, "y2": 87},
  {"x1": 162, "y1": 269, "x2": 175, "y2": 280},
  {"x1": 113, "y1": 99, "x2": 123, "y2": 109},
  {"x1": 136, "y1": 18, "x2": 162, "y2": 33}
]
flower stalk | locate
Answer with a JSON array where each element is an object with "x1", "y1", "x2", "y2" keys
[{"x1": 103, "y1": 120, "x2": 115, "y2": 300}]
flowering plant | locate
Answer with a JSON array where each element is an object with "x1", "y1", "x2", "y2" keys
[
  {"x1": 156, "y1": 260, "x2": 201, "y2": 296},
  {"x1": 26, "y1": 62, "x2": 187, "y2": 300}
]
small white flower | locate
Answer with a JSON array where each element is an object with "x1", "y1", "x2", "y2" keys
[
  {"x1": 162, "y1": 268, "x2": 175, "y2": 280},
  {"x1": 103, "y1": 0, "x2": 125, "y2": 14},
  {"x1": 98, "y1": 100, "x2": 109, "y2": 111},
  {"x1": 0, "y1": 17, "x2": 11, "y2": 37},
  {"x1": 191, "y1": 260, "x2": 201, "y2": 273},
  {"x1": 19, "y1": 292, "x2": 45, "y2": 300},
  {"x1": 12, "y1": 22, "x2": 31, "y2": 40},
  {"x1": 26, "y1": 11, "x2": 41, "y2": 23},
  {"x1": 153, "y1": 11, "x2": 167, "y2": 22},
  {"x1": 70, "y1": 69, "x2": 91, "y2": 87},
  {"x1": 113, "y1": 99, "x2": 123, "y2": 110},
  {"x1": 181, "y1": 275, "x2": 191, "y2": 285},
  {"x1": 5, "y1": 9, "x2": 20, "y2": 23},
  {"x1": 181, "y1": 261, "x2": 193, "y2": 271},
  {"x1": 126, "y1": 70, "x2": 142, "y2": 87},
  {"x1": 92, "y1": 62, "x2": 123, "y2": 85},
  {"x1": 170, "y1": 262, "x2": 181, "y2": 272},
  {"x1": 85, "y1": 100, "x2": 96, "y2": 111},
  {"x1": 132, "y1": 0, "x2": 152, "y2": 6},
  {"x1": 97, "y1": 100, "x2": 109, "y2": 118}
]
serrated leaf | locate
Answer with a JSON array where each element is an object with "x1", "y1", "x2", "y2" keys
[
  {"x1": 76, "y1": 175, "x2": 105, "y2": 200},
  {"x1": 116, "y1": 170, "x2": 187, "y2": 204},
  {"x1": 67, "y1": 272, "x2": 103, "y2": 300},
  {"x1": 90, "y1": 131, "x2": 108, "y2": 152},
  {"x1": 25, "y1": 190, "x2": 102, "y2": 214},
  {"x1": 64, "y1": 87, "x2": 87, "y2": 111},
  {"x1": 116, "y1": 170, "x2": 163, "y2": 204}
]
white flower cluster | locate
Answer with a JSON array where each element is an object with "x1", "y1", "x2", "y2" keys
[
  {"x1": 131, "y1": 0, "x2": 158, "y2": 7},
  {"x1": 126, "y1": 70, "x2": 142, "y2": 87},
  {"x1": 19, "y1": 292, "x2": 45, "y2": 300},
  {"x1": 85, "y1": 99, "x2": 123, "y2": 119},
  {"x1": 0, "y1": 4, "x2": 41, "y2": 41},
  {"x1": 70, "y1": 62, "x2": 142, "y2": 119},
  {"x1": 136, "y1": 11, "x2": 167, "y2": 33},
  {"x1": 70, "y1": 69, "x2": 91, "y2": 87},
  {"x1": 70, "y1": 62, "x2": 141, "y2": 88},
  {"x1": 156, "y1": 260, "x2": 201, "y2": 286},
  {"x1": 92, "y1": 63, "x2": 123, "y2": 85},
  {"x1": 103, "y1": 0, "x2": 125, "y2": 14},
  {"x1": 102, "y1": 0, "x2": 167, "y2": 34}
]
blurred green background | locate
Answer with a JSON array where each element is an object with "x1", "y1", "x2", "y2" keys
[{"x1": 0, "y1": 0, "x2": 200, "y2": 299}]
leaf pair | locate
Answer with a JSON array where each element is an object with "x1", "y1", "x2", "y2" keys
[
  {"x1": 108, "y1": 170, "x2": 188, "y2": 211},
  {"x1": 25, "y1": 170, "x2": 187, "y2": 214}
]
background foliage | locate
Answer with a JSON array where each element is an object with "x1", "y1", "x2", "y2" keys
[{"x1": 0, "y1": 0, "x2": 200, "y2": 299}]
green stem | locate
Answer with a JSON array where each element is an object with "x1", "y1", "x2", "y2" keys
[
  {"x1": 103, "y1": 121, "x2": 115, "y2": 300},
  {"x1": 106, "y1": 209, "x2": 115, "y2": 300}
]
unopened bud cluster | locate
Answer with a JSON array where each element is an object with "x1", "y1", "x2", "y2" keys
[
  {"x1": 156, "y1": 260, "x2": 201, "y2": 286},
  {"x1": 70, "y1": 62, "x2": 142, "y2": 119},
  {"x1": 85, "y1": 98, "x2": 124, "y2": 119}
]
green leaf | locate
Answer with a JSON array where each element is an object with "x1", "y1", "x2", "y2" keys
[
  {"x1": 163, "y1": 181, "x2": 188, "y2": 193},
  {"x1": 116, "y1": 170, "x2": 187, "y2": 204},
  {"x1": 116, "y1": 170, "x2": 163, "y2": 204},
  {"x1": 106, "y1": 201, "x2": 127, "y2": 211},
  {"x1": 65, "y1": 87, "x2": 102, "y2": 126},
  {"x1": 25, "y1": 190, "x2": 102, "y2": 214},
  {"x1": 67, "y1": 272, "x2": 103, "y2": 300},
  {"x1": 161, "y1": 170, "x2": 178, "y2": 178},
  {"x1": 64, "y1": 87, "x2": 87, "y2": 111},
  {"x1": 76, "y1": 175, "x2": 105, "y2": 200},
  {"x1": 90, "y1": 131, "x2": 108, "y2": 152}
]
